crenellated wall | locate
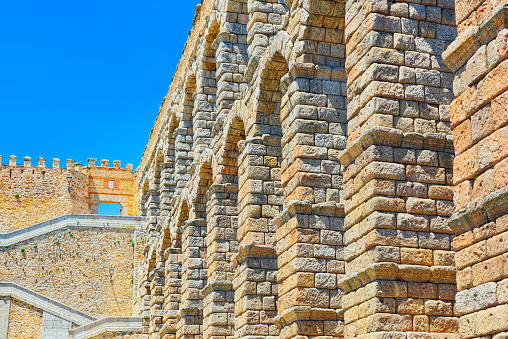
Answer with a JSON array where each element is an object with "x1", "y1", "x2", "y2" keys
[
  {"x1": 0, "y1": 155, "x2": 143, "y2": 337},
  {"x1": 0, "y1": 155, "x2": 138, "y2": 231},
  {"x1": 0, "y1": 156, "x2": 89, "y2": 231}
]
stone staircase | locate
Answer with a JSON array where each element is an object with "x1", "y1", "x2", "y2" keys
[
  {"x1": 0, "y1": 214, "x2": 145, "y2": 338},
  {"x1": 0, "y1": 282, "x2": 96, "y2": 326},
  {"x1": 0, "y1": 283, "x2": 143, "y2": 338}
]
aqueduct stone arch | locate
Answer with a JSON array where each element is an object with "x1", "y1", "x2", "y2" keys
[{"x1": 135, "y1": 0, "x2": 508, "y2": 339}]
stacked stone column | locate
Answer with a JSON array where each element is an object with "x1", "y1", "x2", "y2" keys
[
  {"x1": 194, "y1": 32, "x2": 218, "y2": 158},
  {"x1": 275, "y1": 73, "x2": 347, "y2": 339},
  {"x1": 443, "y1": 0, "x2": 508, "y2": 337},
  {"x1": 160, "y1": 146, "x2": 179, "y2": 339},
  {"x1": 202, "y1": 182, "x2": 238, "y2": 339},
  {"x1": 146, "y1": 167, "x2": 165, "y2": 338},
  {"x1": 163, "y1": 246, "x2": 182, "y2": 339},
  {"x1": 177, "y1": 218, "x2": 208, "y2": 339},
  {"x1": 201, "y1": 3, "x2": 249, "y2": 338},
  {"x1": 163, "y1": 208, "x2": 185, "y2": 339},
  {"x1": 137, "y1": 179, "x2": 161, "y2": 336},
  {"x1": 247, "y1": 0, "x2": 287, "y2": 61},
  {"x1": 340, "y1": 0, "x2": 458, "y2": 336},
  {"x1": 161, "y1": 135, "x2": 177, "y2": 220},
  {"x1": 202, "y1": 115, "x2": 245, "y2": 339},
  {"x1": 267, "y1": 1, "x2": 349, "y2": 338},
  {"x1": 233, "y1": 134, "x2": 281, "y2": 339},
  {"x1": 175, "y1": 81, "x2": 197, "y2": 196},
  {"x1": 215, "y1": 0, "x2": 248, "y2": 120}
]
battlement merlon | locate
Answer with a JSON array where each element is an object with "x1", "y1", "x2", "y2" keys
[
  {"x1": 1, "y1": 156, "x2": 133, "y2": 172},
  {"x1": 91, "y1": 159, "x2": 133, "y2": 171},
  {"x1": 66, "y1": 159, "x2": 75, "y2": 170}
]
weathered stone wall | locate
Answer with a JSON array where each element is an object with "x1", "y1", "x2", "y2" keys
[
  {"x1": 0, "y1": 155, "x2": 141, "y2": 338},
  {"x1": 88, "y1": 159, "x2": 138, "y2": 216},
  {"x1": 0, "y1": 155, "x2": 138, "y2": 231},
  {"x1": 0, "y1": 157, "x2": 89, "y2": 231},
  {"x1": 443, "y1": 0, "x2": 508, "y2": 337},
  {"x1": 7, "y1": 299, "x2": 43, "y2": 339},
  {"x1": 0, "y1": 226, "x2": 141, "y2": 318}
]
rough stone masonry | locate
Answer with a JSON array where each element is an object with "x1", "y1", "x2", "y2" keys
[
  {"x1": 2, "y1": 0, "x2": 507, "y2": 337},
  {"x1": 134, "y1": 0, "x2": 508, "y2": 339}
]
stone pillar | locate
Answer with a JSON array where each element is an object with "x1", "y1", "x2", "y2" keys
[
  {"x1": 145, "y1": 169, "x2": 163, "y2": 337},
  {"x1": 443, "y1": 2, "x2": 508, "y2": 338},
  {"x1": 160, "y1": 141, "x2": 176, "y2": 220},
  {"x1": 38, "y1": 157, "x2": 46, "y2": 167},
  {"x1": 340, "y1": 0, "x2": 458, "y2": 336},
  {"x1": 201, "y1": 182, "x2": 237, "y2": 339},
  {"x1": 114, "y1": 160, "x2": 121, "y2": 169},
  {"x1": 0, "y1": 156, "x2": 3, "y2": 166},
  {"x1": 163, "y1": 246, "x2": 182, "y2": 339},
  {"x1": 193, "y1": 49, "x2": 217, "y2": 158},
  {"x1": 66, "y1": 159, "x2": 75, "y2": 170},
  {"x1": 232, "y1": 136, "x2": 280, "y2": 339},
  {"x1": 23, "y1": 156, "x2": 31, "y2": 167},
  {"x1": 275, "y1": 82, "x2": 347, "y2": 339},
  {"x1": 101, "y1": 159, "x2": 109, "y2": 168},
  {"x1": 150, "y1": 262, "x2": 165, "y2": 337},
  {"x1": 90, "y1": 204, "x2": 99, "y2": 214},
  {"x1": 159, "y1": 154, "x2": 178, "y2": 339},
  {"x1": 9, "y1": 155, "x2": 17, "y2": 167},
  {"x1": 120, "y1": 201, "x2": 129, "y2": 216},
  {"x1": 75, "y1": 163, "x2": 83, "y2": 173},
  {"x1": 246, "y1": 0, "x2": 287, "y2": 61},
  {"x1": 175, "y1": 125, "x2": 193, "y2": 197},
  {"x1": 88, "y1": 158, "x2": 97, "y2": 167},
  {"x1": 52, "y1": 158, "x2": 60, "y2": 169},
  {"x1": 214, "y1": 0, "x2": 248, "y2": 120},
  {"x1": 259, "y1": 1, "x2": 349, "y2": 338},
  {"x1": 200, "y1": 3, "x2": 248, "y2": 338},
  {"x1": 176, "y1": 218, "x2": 207, "y2": 339}
]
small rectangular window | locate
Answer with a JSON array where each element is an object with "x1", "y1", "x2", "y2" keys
[{"x1": 108, "y1": 180, "x2": 115, "y2": 189}]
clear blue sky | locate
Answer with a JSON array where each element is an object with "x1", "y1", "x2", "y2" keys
[{"x1": 0, "y1": 0, "x2": 200, "y2": 171}]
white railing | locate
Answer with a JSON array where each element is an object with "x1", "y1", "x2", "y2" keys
[
  {"x1": 0, "y1": 214, "x2": 144, "y2": 246},
  {"x1": 0, "y1": 282, "x2": 96, "y2": 326},
  {"x1": 67, "y1": 316, "x2": 143, "y2": 339}
]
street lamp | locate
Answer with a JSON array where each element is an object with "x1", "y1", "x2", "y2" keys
[
  {"x1": 66, "y1": 174, "x2": 72, "y2": 193},
  {"x1": 109, "y1": 266, "x2": 114, "y2": 282}
]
